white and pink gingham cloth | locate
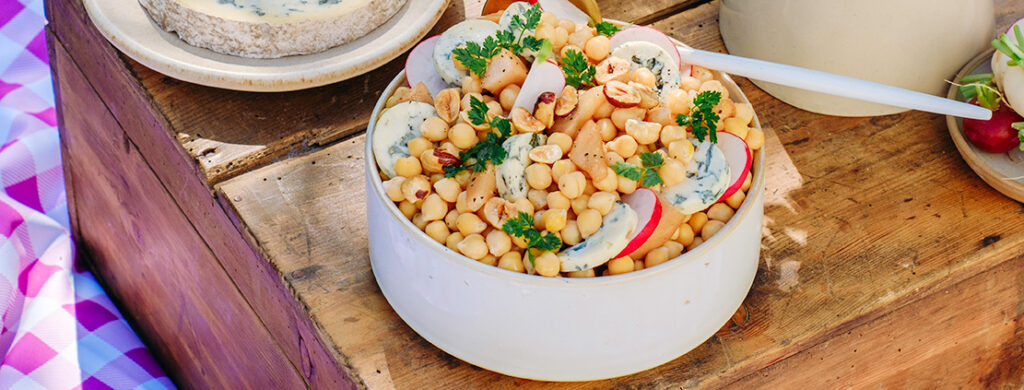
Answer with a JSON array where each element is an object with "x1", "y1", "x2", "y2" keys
[{"x1": 0, "y1": 0, "x2": 175, "y2": 388}]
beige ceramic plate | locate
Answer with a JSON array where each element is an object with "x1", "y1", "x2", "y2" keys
[
  {"x1": 947, "y1": 48, "x2": 1024, "y2": 202},
  {"x1": 83, "y1": 0, "x2": 449, "y2": 92}
]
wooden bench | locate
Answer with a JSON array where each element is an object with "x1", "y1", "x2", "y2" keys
[{"x1": 46, "y1": 0, "x2": 1024, "y2": 387}]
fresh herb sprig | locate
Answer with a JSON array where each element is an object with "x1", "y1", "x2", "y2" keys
[
  {"x1": 959, "y1": 73, "x2": 1003, "y2": 110},
  {"x1": 610, "y1": 152, "x2": 665, "y2": 187},
  {"x1": 444, "y1": 97, "x2": 513, "y2": 177},
  {"x1": 993, "y1": 25, "x2": 1024, "y2": 69},
  {"x1": 502, "y1": 211, "x2": 563, "y2": 265},
  {"x1": 594, "y1": 21, "x2": 621, "y2": 37},
  {"x1": 676, "y1": 90, "x2": 722, "y2": 143},
  {"x1": 561, "y1": 49, "x2": 596, "y2": 88},
  {"x1": 451, "y1": 4, "x2": 549, "y2": 78}
]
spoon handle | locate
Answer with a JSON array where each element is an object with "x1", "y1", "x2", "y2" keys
[{"x1": 678, "y1": 46, "x2": 992, "y2": 120}]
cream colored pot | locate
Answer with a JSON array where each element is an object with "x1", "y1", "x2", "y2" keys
[{"x1": 720, "y1": 0, "x2": 993, "y2": 116}]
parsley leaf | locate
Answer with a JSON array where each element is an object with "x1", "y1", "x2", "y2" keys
[
  {"x1": 502, "y1": 212, "x2": 563, "y2": 264},
  {"x1": 451, "y1": 4, "x2": 550, "y2": 76},
  {"x1": 467, "y1": 95, "x2": 490, "y2": 126},
  {"x1": 452, "y1": 37, "x2": 500, "y2": 78},
  {"x1": 611, "y1": 152, "x2": 665, "y2": 187},
  {"x1": 594, "y1": 21, "x2": 621, "y2": 37},
  {"x1": 444, "y1": 96, "x2": 512, "y2": 177},
  {"x1": 676, "y1": 90, "x2": 722, "y2": 143},
  {"x1": 561, "y1": 49, "x2": 596, "y2": 88}
]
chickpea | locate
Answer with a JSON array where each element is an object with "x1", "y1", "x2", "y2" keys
[
  {"x1": 570, "y1": 193, "x2": 590, "y2": 215},
  {"x1": 383, "y1": 177, "x2": 406, "y2": 202},
  {"x1": 740, "y1": 172, "x2": 752, "y2": 193},
  {"x1": 535, "y1": 23, "x2": 556, "y2": 42},
  {"x1": 432, "y1": 178, "x2": 461, "y2": 203},
  {"x1": 534, "y1": 252, "x2": 561, "y2": 277},
  {"x1": 498, "y1": 84, "x2": 521, "y2": 112},
  {"x1": 596, "y1": 118, "x2": 617, "y2": 141},
  {"x1": 412, "y1": 213, "x2": 428, "y2": 229},
  {"x1": 660, "y1": 125, "x2": 686, "y2": 145},
  {"x1": 568, "y1": 28, "x2": 593, "y2": 49},
  {"x1": 525, "y1": 163, "x2": 553, "y2": 190},
  {"x1": 608, "y1": 135, "x2": 638, "y2": 158},
  {"x1": 461, "y1": 92, "x2": 484, "y2": 111},
  {"x1": 562, "y1": 220, "x2": 582, "y2": 245},
  {"x1": 547, "y1": 132, "x2": 573, "y2": 155},
  {"x1": 444, "y1": 209, "x2": 459, "y2": 230},
  {"x1": 723, "y1": 117, "x2": 750, "y2": 139},
  {"x1": 479, "y1": 254, "x2": 498, "y2": 266},
  {"x1": 688, "y1": 211, "x2": 708, "y2": 235},
  {"x1": 424, "y1": 220, "x2": 449, "y2": 243},
  {"x1": 567, "y1": 268, "x2": 595, "y2": 278},
  {"x1": 558, "y1": 171, "x2": 586, "y2": 199},
  {"x1": 455, "y1": 191, "x2": 470, "y2": 213},
  {"x1": 421, "y1": 194, "x2": 448, "y2": 221},
  {"x1": 456, "y1": 212, "x2": 487, "y2": 235},
  {"x1": 734, "y1": 102, "x2": 754, "y2": 125},
  {"x1": 634, "y1": 259, "x2": 646, "y2": 271},
  {"x1": 745, "y1": 127, "x2": 765, "y2": 150},
  {"x1": 559, "y1": 45, "x2": 583, "y2": 59},
  {"x1": 645, "y1": 247, "x2": 670, "y2": 268},
  {"x1": 727, "y1": 189, "x2": 746, "y2": 210},
  {"x1": 461, "y1": 75, "x2": 482, "y2": 94},
  {"x1": 543, "y1": 208, "x2": 568, "y2": 232},
  {"x1": 486, "y1": 229, "x2": 512, "y2": 257},
  {"x1": 511, "y1": 233, "x2": 529, "y2": 249},
  {"x1": 617, "y1": 175, "x2": 638, "y2": 194},
  {"x1": 659, "y1": 158, "x2": 687, "y2": 187},
  {"x1": 707, "y1": 203, "x2": 735, "y2": 222},
  {"x1": 607, "y1": 256, "x2": 634, "y2": 275},
  {"x1": 446, "y1": 231, "x2": 464, "y2": 250},
  {"x1": 546, "y1": 191, "x2": 571, "y2": 210},
  {"x1": 527, "y1": 188, "x2": 548, "y2": 210},
  {"x1": 699, "y1": 80, "x2": 729, "y2": 101},
  {"x1": 584, "y1": 35, "x2": 610, "y2": 62},
  {"x1": 668, "y1": 139, "x2": 695, "y2": 163},
  {"x1": 611, "y1": 107, "x2": 646, "y2": 130},
  {"x1": 631, "y1": 68, "x2": 657, "y2": 89},
  {"x1": 665, "y1": 88, "x2": 692, "y2": 116},
  {"x1": 420, "y1": 117, "x2": 449, "y2": 142},
  {"x1": 401, "y1": 175, "x2": 431, "y2": 202},
  {"x1": 593, "y1": 166, "x2": 619, "y2": 192},
  {"x1": 398, "y1": 200, "x2": 417, "y2": 219},
  {"x1": 576, "y1": 209, "x2": 603, "y2": 238},
  {"x1": 664, "y1": 241, "x2": 684, "y2": 259},
  {"x1": 394, "y1": 156, "x2": 422, "y2": 178},
  {"x1": 552, "y1": 26, "x2": 569, "y2": 49},
  {"x1": 551, "y1": 159, "x2": 578, "y2": 183},
  {"x1": 691, "y1": 65, "x2": 713, "y2": 82},
  {"x1": 702, "y1": 220, "x2": 726, "y2": 240},
  {"x1": 680, "y1": 75, "x2": 701, "y2": 91},
  {"x1": 457, "y1": 233, "x2": 488, "y2": 260},
  {"x1": 498, "y1": 251, "x2": 525, "y2": 273},
  {"x1": 687, "y1": 237, "x2": 704, "y2": 251},
  {"x1": 533, "y1": 210, "x2": 546, "y2": 230},
  {"x1": 558, "y1": 19, "x2": 576, "y2": 33},
  {"x1": 594, "y1": 101, "x2": 615, "y2": 121},
  {"x1": 674, "y1": 223, "x2": 695, "y2": 246},
  {"x1": 514, "y1": 197, "x2": 535, "y2": 216},
  {"x1": 606, "y1": 151, "x2": 625, "y2": 165},
  {"x1": 406, "y1": 137, "x2": 431, "y2": 159},
  {"x1": 626, "y1": 154, "x2": 642, "y2": 167},
  {"x1": 449, "y1": 123, "x2": 478, "y2": 150},
  {"x1": 587, "y1": 191, "x2": 617, "y2": 216},
  {"x1": 716, "y1": 97, "x2": 736, "y2": 119},
  {"x1": 643, "y1": 107, "x2": 670, "y2": 127},
  {"x1": 625, "y1": 119, "x2": 661, "y2": 145},
  {"x1": 540, "y1": 12, "x2": 558, "y2": 27}
]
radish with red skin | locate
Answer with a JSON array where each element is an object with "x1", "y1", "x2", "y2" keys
[
  {"x1": 536, "y1": 0, "x2": 588, "y2": 24},
  {"x1": 610, "y1": 26, "x2": 683, "y2": 71},
  {"x1": 963, "y1": 98, "x2": 1023, "y2": 153},
  {"x1": 716, "y1": 132, "x2": 752, "y2": 202},
  {"x1": 406, "y1": 35, "x2": 450, "y2": 97},
  {"x1": 513, "y1": 60, "x2": 566, "y2": 112},
  {"x1": 615, "y1": 188, "x2": 686, "y2": 260}
]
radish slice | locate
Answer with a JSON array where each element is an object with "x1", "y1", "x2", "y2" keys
[
  {"x1": 512, "y1": 60, "x2": 566, "y2": 112},
  {"x1": 610, "y1": 26, "x2": 683, "y2": 71},
  {"x1": 615, "y1": 188, "x2": 661, "y2": 259},
  {"x1": 716, "y1": 132, "x2": 752, "y2": 202},
  {"x1": 537, "y1": 0, "x2": 589, "y2": 24},
  {"x1": 406, "y1": 36, "x2": 449, "y2": 97}
]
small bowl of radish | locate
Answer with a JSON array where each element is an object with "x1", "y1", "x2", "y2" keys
[
  {"x1": 365, "y1": 1, "x2": 766, "y2": 380},
  {"x1": 946, "y1": 19, "x2": 1024, "y2": 202}
]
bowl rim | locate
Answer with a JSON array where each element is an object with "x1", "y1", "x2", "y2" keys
[{"x1": 366, "y1": 67, "x2": 764, "y2": 288}]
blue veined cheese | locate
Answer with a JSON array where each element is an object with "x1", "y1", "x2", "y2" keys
[
  {"x1": 662, "y1": 139, "x2": 730, "y2": 214},
  {"x1": 496, "y1": 133, "x2": 545, "y2": 201},
  {"x1": 610, "y1": 41, "x2": 681, "y2": 98},
  {"x1": 138, "y1": 0, "x2": 406, "y2": 58},
  {"x1": 498, "y1": 2, "x2": 539, "y2": 61},
  {"x1": 433, "y1": 19, "x2": 501, "y2": 85},
  {"x1": 558, "y1": 202, "x2": 638, "y2": 272},
  {"x1": 372, "y1": 102, "x2": 436, "y2": 179}
]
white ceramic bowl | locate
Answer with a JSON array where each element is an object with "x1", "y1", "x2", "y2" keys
[{"x1": 366, "y1": 70, "x2": 764, "y2": 381}]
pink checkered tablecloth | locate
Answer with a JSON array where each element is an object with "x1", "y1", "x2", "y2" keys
[{"x1": 0, "y1": 0, "x2": 175, "y2": 388}]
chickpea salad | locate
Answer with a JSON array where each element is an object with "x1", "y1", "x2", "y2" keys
[{"x1": 372, "y1": 2, "x2": 764, "y2": 278}]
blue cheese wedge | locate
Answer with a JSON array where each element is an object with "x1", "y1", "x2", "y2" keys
[
  {"x1": 611, "y1": 41, "x2": 681, "y2": 98},
  {"x1": 498, "y1": 2, "x2": 539, "y2": 60},
  {"x1": 372, "y1": 102, "x2": 436, "y2": 179},
  {"x1": 558, "y1": 202, "x2": 638, "y2": 272},
  {"x1": 433, "y1": 19, "x2": 501, "y2": 85},
  {"x1": 662, "y1": 139, "x2": 730, "y2": 214},
  {"x1": 138, "y1": 0, "x2": 406, "y2": 58},
  {"x1": 496, "y1": 133, "x2": 545, "y2": 201}
]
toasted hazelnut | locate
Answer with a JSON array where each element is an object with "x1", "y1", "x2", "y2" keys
[
  {"x1": 555, "y1": 85, "x2": 579, "y2": 116},
  {"x1": 533, "y1": 91, "x2": 556, "y2": 128},
  {"x1": 434, "y1": 88, "x2": 461, "y2": 124},
  {"x1": 603, "y1": 80, "x2": 640, "y2": 108},
  {"x1": 595, "y1": 57, "x2": 631, "y2": 85},
  {"x1": 629, "y1": 81, "x2": 660, "y2": 109},
  {"x1": 466, "y1": 165, "x2": 497, "y2": 212},
  {"x1": 399, "y1": 82, "x2": 432, "y2": 104},
  {"x1": 420, "y1": 148, "x2": 444, "y2": 174},
  {"x1": 481, "y1": 197, "x2": 519, "y2": 229},
  {"x1": 511, "y1": 107, "x2": 546, "y2": 133},
  {"x1": 529, "y1": 144, "x2": 564, "y2": 164}
]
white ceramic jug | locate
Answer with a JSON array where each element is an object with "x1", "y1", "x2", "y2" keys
[{"x1": 719, "y1": 0, "x2": 994, "y2": 116}]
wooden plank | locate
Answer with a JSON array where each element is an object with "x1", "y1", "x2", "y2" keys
[
  {"x1": 219, "y1": 2, "x2": 1024, "y2": 388},
  {"x1": 597, "y1": 0, "x2": 708, "y2": 25},
  {"x1": 49, "y1": 33, "x2": 306, "y2": 389},
  {"x1": 45, "y1": 1, "x2": 356, "y2": 388}
]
